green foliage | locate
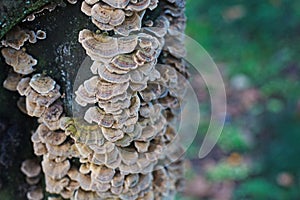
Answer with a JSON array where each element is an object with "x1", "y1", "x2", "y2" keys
[
  {"x1": 206, "y1": 161, "x2": 250, "y2": 182},
  {"x1": 218, "y1": 125, "x2": 249, "y2": 152},
  {"x1": 262, "y1": 109, "x2": 300, "y2": 174},
  {"x1": 234, "y1": 178, "x2": 285, "y2": 200},
  {"x1": 186, "y1": 0, "x2": 300, "y2": 100},
  {"x1": 185, "y1": 0, "x2": 300, "y2": 199}
]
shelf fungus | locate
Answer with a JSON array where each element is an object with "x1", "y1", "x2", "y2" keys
[
  {"x1": 16, "y1": 75, "x2": 61, "y2": 117},
  {"x1": 26, "y1": 186, "x2": 44, "y2": 200},
  {"x1": 1, "y1": 48, "x2": 37, "y2": 75},
  {"x1": 1, "y1": 26, "x2": 29, "y2": 50},
  {"x1": 21, "y1": 159, "x2": 41, "y2": 178},
  {"x1": 81, "y1": 0, "x2": 161, "y2": 36},
  {"x1": 36, "y1": 30, "x2": 47, "y2": 40},
  {"x1": 3, "y1": 71, "x2": 22, "y2": 91},
  {"x1": 70, "y1": 0, "x2": 187, "y2": 198},
  {"x1": 0, "y1": 0, "x2": 188, "y2": 199}
]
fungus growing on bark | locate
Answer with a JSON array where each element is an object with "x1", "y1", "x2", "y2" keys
[
  {"x1": 42, "y1": 158, "x2": 71, "y2": 180},
  {"x1": 114, "y1": 12, "x2": 142, "y2": 36},
  {"x1": 39, "y1": 102, "x2": 64, "y2": 130},
  {"x1": 27, "y1": 30, "x2": 37, "y2": 44},
  {"x1": 36, "y1": 30, "x2": 47, "y2": 40},
  {"x1": 1, "y1": 26, "x2": 29, "y2": 50},
  {"x1": 1, "y1": 48, "x2": 37, "y2": 75},
  {"x1": 29, "y1": 74, "x2": 56, "y2": 94},
  {"x1": 21, "y1": 159, "x2": 41, "y2": 178},
  {"x1": 0, "y1": 0, "x2": 188, "y2": 199},
  {"x1": 26, "y1": 186, "x2": 44, "y2": 200},
  {"x1": 20, "y1": 158, "x2": 44, "y2": 198},
  {"x1": 79, "y1": 29, "x2": 138, "y2": 60},
  {"x1": 81, "y1": 1, "x2": 92, "y2": 16},
  {"x1": 67, "y1": 0, "x2": 78, "y2": 4},
  {"x1": 91, "y1": 3, "x2": 126, "y2": 29},
  {"x1": 3, "y1": 71, "x2": 22, "y2": 91},
  {"x1": 16, "y1": 75, "x2": 61, "y2": 117},
  {"x1": 102, "y1": 0, "x2": 130, "y2": 8},
  {"x1": 85, "y1": 0, "x2": 100, "y2": 5}
]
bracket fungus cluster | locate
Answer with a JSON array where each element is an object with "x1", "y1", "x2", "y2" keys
[
  {"x1": 1, "y1": 0, "x2": 188, "y2": 199},
  {"x1": 81, "y1": 0, "x2": 159, "y2": 36},
  {"x1": 69, "y1": 0, "x2": 187, "y2": 199},
  {"x1": 21, "y1": 159, "x2": 44, "y2": 200}
]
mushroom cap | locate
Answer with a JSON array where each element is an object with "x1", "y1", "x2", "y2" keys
[
  {"x1": 27, "y1": 186, "x2": 44, "y2": 200},
  {"x1": 42, "y1": 158, "x2": 71, "y2": 179},
  {"x1": 118, "y1": 147, "x2": 138, "y2": 165},
  {"x1": 1, "y1": 48, "x2": 37, "y2": 75},
  {"x1": 45, "y1": 175, "x2": 69, "y2": 194},
  {"x1": 111, "y1": 54, "x2": 138, "y2": 71},
  {"x1": 126, "y1": 0, "x2": 151, "y2": 11},
  {"x1": 144, "y1": 16, "x2": 170, "y2": 38},
  {"x1": 101, "y1": 127, "x2": 124, "y2": 142},
  {"x1": 36, "y1": 30, "x2": 47, "y2": 40},
  {"x1": 79, "y1": 29, "x2": 138, "y2": 60},
  {"x1": 95, "y1": 79, "x2": 129, "y2": 100},
  {"x1": 74, "y1": 189, "x2": 100, "y2": 200},
  {"x1": 98, "y1": 94, "x2": 131, "y2": 114},
  {"x1": 85, "y1": 0, "x2": 99, "y2": 5},
  {"x1": 29, "y1": 74, "x2": 56, "y2": 94},
  {"x1": 75, "y1": 143, "x2": 93, "y2": 158},
  {"x1": 46, "y1": 142, "x2": 77, "y2": 158},
  {"x1": 17, "y1": 97, "x2": 27, "y2": 114},
  {"x1": 91, "y1": 164, "x2": 115, "y2": 183},
  {"x1": 3, "y1": 72, "x2": 22, "y2": 91},
  {"x1": 25, "y1": 99, "x2": 46, "y2": 117},
  {"x1": 102, "y1": 0, "x2": 130, "y2": 8},
  {"x1": 65, "y1": 180, "x2": 81, "y2": 193},
  {"x1": 124, "y1": 173, "x2": 139, "y2": 188},
  {"x1": 33, "y1": 142, "x2": 48, "y2": 156},
  {"x1": 149, "y1": 0, "x2": 158, "y2": 10},
  {"x1": 84, "y1": 106, "x2": 115, "y2": 127},
  {"x1": 165, "y1": 31, "x2": 186, "y2": 58},
  {"x1": 70, "y1": 121, "x2": 105, "y2": 145},
  {"x1": 134, "y1": 141, "x2": 149, "y2": 153},
  {"x1": 1, "y1": 26, "x2": 29, "y2": 50},
  {"x1": 75, "y1": 84, "x2": 97, "y2": 106},
  {"x1": 98, "y1": 63, "x2": 130, "y2": 83},
  {"x1": 81, "y1": 1, "x2": 92, "y2": 16},
  {"x1": 111, "y1": 171, "x2": 124, "y2": 187},
  {"x1": 16, "y1": 77, "x2": 32, "y2": 96},
  {"x1": 92, "y1": 18, "x2": 114, "y2": 31},
  {"x1": 26, "y1": 176, "x2": 41, "y2": 185},
  {"x1": 27, "y1": 30, "x2": 37, "y2": 44},
  {"x1": 110, "y1": 9, "x2": 126, "y2": 26},
  {"x1": 90, "y1": 3, "x2": 126, "y2": 27},
  {"x1": 79, "y1": 29, "x2": 117, "y2": 58},
  {"x1": 25, "y1": 14, "x2": 36, "y2": 22},
  {"x1": 79, "y1": 163, "x2": 91, "y2": 174},
  {"x1": 67, "y1": 0, "x2": 78, "y2": 4},
  {"x1": 48, "y1": 197, "x2": 63, "y2": 200},
  {"x1": 27, "y1": 84, "x2": 61, "y2": 108},
  {"x1": 115, "y1": 12, "x2": 142, "y2": 36},
  {"x1": 91, "y1": 3, "x2": 113, "y2": 24},
  {"x1": 68, "y1": 168, "x2": 92, "y2": 190},
  {"x1": 40, "y1": 102, "x2": 64, "y2": 130},
  {"x1": 36, "y1": 123, "x2": 67, "y2": 145},
  {"x1": 21, "y1": 159, "x2": 41, "y2": 178}
]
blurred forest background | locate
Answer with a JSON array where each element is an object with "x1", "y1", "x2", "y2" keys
[{"x1": 180, "y1": 0, "x2": 300, "y2": 199}]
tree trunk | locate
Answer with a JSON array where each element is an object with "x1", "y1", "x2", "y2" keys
[{"x1": 0, "y1": 0, "x2": 187, "y2": 199}]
